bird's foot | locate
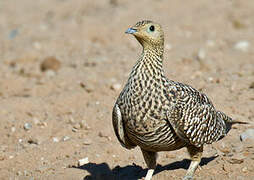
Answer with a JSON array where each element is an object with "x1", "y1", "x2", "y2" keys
[{"x1": 182, "y1": 175, "x2": 193, "y2": 180}]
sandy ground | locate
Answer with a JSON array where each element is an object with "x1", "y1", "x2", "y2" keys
[{"x1": 0, "y1": 0, "x2": 254, "y2": 179}]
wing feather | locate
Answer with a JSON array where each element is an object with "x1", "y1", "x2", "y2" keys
[
  {"x1": 112, "y1": 104, "x2": 136, "y2": 149},
  {"x1": 166, "y1": 81, "x2": 226, "y2": 147}
]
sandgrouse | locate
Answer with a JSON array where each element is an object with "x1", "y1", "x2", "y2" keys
[{"x1": 112, "y1": 20, "x2": 245, "y2": 180}]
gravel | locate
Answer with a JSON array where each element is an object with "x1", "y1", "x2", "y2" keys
[{"x1": 240, "y1": 129, "x2": 254, "y2": 141}]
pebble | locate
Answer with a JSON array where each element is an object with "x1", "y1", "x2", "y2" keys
[
  {"x1": 68, "y1": 116, "x2": 75, "y2": 124},
  {"x1": 45, "y1": 70, "x2": 56, "y2": 77},
  {"x1": 78, "y1": 157, "x2": 89, "y2": 166},
  {"x1": 79, "y1": 120, "x2": 91, "y2": 130},
  {"x1": 72, "y1": 128, "x2": 78, "y2": 132},
  {"x1": 110, "y1": 83, "x2": 121, "y2": 91},
  {"x1": 28, "y1": 137, "x2": 39, "y2": 145},
  {"x1": 73, "y1": 123, "x2": 81, "y2": 130},
  {"x1": 0, "y1": 155, "x2": 5, "y2": 161},
  {"x1": 249, "y1": 82, "x2": 254, "y2": 89},
  {"x1": 165, "y1": 43, "x2": 172, "y2": 50},
  {"x1": 234, "y1": 41, "x2": 250, "y2": 52},
  {"x1": 242, "y1": 166, "x2": 248, "y2": 173},
  {"x1": 40, "y1": 56, "x2": 61, "y2": 72},
  {"x1": 32, "y1": 117, "x2": 40, "y2": 125},
  {"x1": 24, "y1": 123, "x2": 32, "y2": 131},
  {"x1": 98, "y1": 132, "x2": 111, "y2": 141},
  {"x1": 52, "y1": 137, "x2": 59, "y2": 143},
  {"x1": 16, "y1": 171, "x2": 22, "y2": 176},
  {"x1": 62, "y1": 136, "x2": 70, "y2": 142},
  {"x1": 80, "y1": 82, "x2": 94, "y2": 93},
  {"x1": 197, "y1": 48, "x2": 206, "y2": 61},
  {"x1": 11, "y1": 127, "x2": 16, "y2": 133},
  {"x1": 226, "y1": 154, "x2": 245, "y2": 164},
  {"x1": 240, "y1": 129, "x2": 254, "y2": 141},
  {"x1": 83, "y1": 139, "x2": 92, "y2": 145}
]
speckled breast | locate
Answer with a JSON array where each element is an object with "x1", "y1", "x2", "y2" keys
[{"x1": 120, "y1": 90, "x2": 186, "y2": 152}]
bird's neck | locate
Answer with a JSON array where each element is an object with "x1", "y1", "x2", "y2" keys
[{"x1": 131, "y1": 47, "x2": 165, "y2": 79}]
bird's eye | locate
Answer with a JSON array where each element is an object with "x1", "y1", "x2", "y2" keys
[{"x1": 149, "y1": 25, "x2": 155, "y2": 32}]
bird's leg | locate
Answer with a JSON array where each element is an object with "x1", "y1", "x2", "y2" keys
[
  {"x1": 183, "y1": 145, "x2": 203, "y2": 180},
  {"x1": 141, "y1": 149, "x2": 157, "y2": 180}
]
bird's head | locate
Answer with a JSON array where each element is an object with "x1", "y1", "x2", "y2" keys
[{"x1": 125, "y1": 20, "x2": 164, "y2": 49}]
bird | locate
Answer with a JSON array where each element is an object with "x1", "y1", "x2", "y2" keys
[{"x1": 112, "y1": 20, "x2": 246, "y2": 180}]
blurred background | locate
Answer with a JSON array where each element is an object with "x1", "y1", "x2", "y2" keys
[{"x1": 0, "y1": 0, "x2": 253, "y2": 179}]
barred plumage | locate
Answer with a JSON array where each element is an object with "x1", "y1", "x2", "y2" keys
[{"x1": 112, "y1": 20, "x2": 244, "y2": 180}]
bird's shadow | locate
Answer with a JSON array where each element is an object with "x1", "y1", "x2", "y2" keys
[{"x1": 73, "y1": 156, "x2": 217, "y2": 180}]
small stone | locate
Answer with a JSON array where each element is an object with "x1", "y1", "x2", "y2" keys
[
  {"x1": 110, "y1": 0, "x2": 118, "y2": 6},
  {"x1": 72, "y1": 128, "x2": 78, "y2": 132},
  {"x1": 24, "y1": 123, "x2": 32, "y2": 131},
  {"x1": 83, "y1": 139, "x2": 92, "y2": 145},
  {"x1": 73, "y1": 123, "x2": 81, "y2": 130},
  {"x1": 28, "y1": 137, "x2": 39, "y2": 145},
  {"x1": 23, "y1": 170, "x2": 29, "y2": 176},
  {"x1": 68, "y1": 116, "x2": 75, "y2": 124},
  {"x1": 227, "y1": 155, "x2": 244, "y2": 164},
  {"x1": 45, "y1": 70, "x2": 56, "y2": 77},
  {"x1": 242, "y1": 166, "x2": 248, "y2": 173},
  {"x1": 40, "y1": 56, "x2": 61, "y2": 72},
  {"x1": 98, "y1": 132, "x2": 111, "y2": 141},
  {"x1": 234, "y1": 41, "x2": 250, "y2": 52},
  {"x1": 165, "y1": 43, "x2": 172, "y2": 50},
  {"x1": 79, "y1": 82, "x2": 93, "y2": 93},
  {"x1": 217, "y1": 144, "x2": 231, "y2": 154},
  {"x1": 79, "y1": 120, "x2": 91, "y2": 130},
  {"x1": 16, "y1": 171, "x2": 22, "y2": 176},
  {"x1": 62, "y1": 136, "x2": 70, "y2": 142},
  {"x1": 11, "y1": 127, "x2": 16, "y2": 133},
  {"x1": 52, "y1": 137, "x2": 59, "y2": 143},
  {"x1": 0, "y1": 155, "x2": 5, "y2": 161},
  {"x1": 98, "y1": 132, "x2": 105, "y2": 137},
  {"x1": 78, "y1": 157, "x2": 89, "y2": 166},
  {"x1": 249, "y1": 82, "x2": 254, "y2": 89},
  {"x1": 197, "y1": 48, "x2": 206, "y2": 61},
  {"x1": 240, "y1": 129, "x2": 254, "y2": 141},
  {"x1": 232, "y1": 19, "x2": 246, "y2": 29},
  {"x1": 32, "y1": 117, "x2": 40, "y2": 125},
  {"x1": 110, "y1": 83, "x2": 121, "y2": 91},
  {"x1": 207, "y1": 77, "x2": 214, "y2": 82}
]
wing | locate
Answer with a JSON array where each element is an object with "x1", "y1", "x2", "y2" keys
[
  {"x1": 112, "y1": 104, "x2": 136, "y2": 149},
  {"x1": 165, "y1": 81, "x2": 227, "y2": 147}
]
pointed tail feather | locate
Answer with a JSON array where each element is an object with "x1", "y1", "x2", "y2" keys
[{"x1": 216, "y1": 111, "x2": 249, "y2": 140}]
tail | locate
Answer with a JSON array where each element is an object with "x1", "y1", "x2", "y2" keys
[{"x1": 216, "y1": 111, "x2": 248, "y2": 140}]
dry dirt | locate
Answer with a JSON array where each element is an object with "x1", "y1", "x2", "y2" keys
[{"x1": 0, "y1": 0, "x2": 254, "y2": 180}]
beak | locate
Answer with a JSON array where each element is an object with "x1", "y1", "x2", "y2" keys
[{"x1": 125, "y1": 27, "x2": 137, "y2": 34}]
